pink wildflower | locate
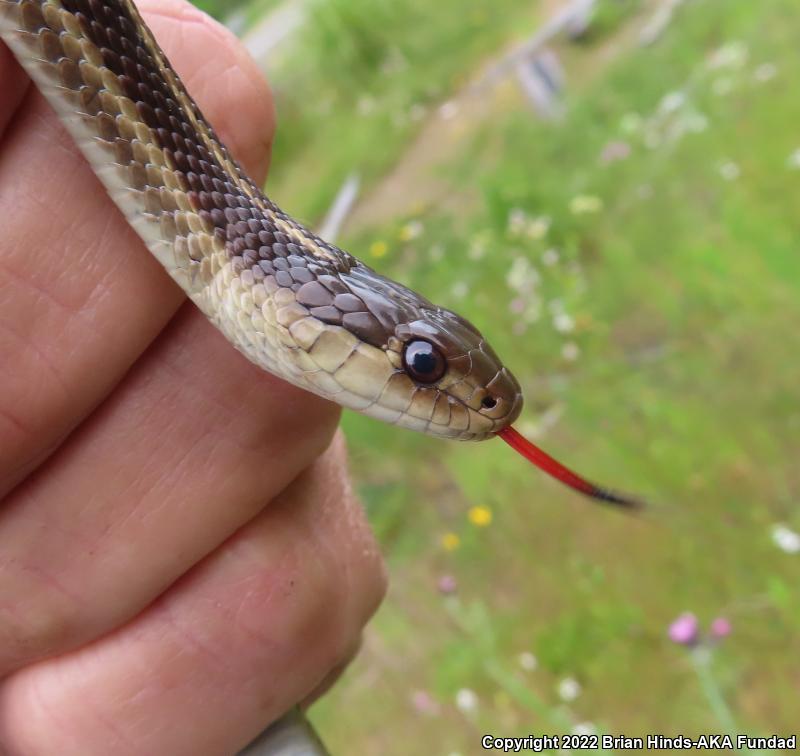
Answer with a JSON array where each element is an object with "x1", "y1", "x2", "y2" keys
[
  {"x1": 600, "y1": 140, "x2": 632, "y2": 165},
  {"x1": 709, "y1": 617, "x2": 732, "y2": 640},
  {"x1": 668, "y1": 612, "x2": 700, "y2": 646}
]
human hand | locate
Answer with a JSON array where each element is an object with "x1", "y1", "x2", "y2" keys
[{"x1": 0, "y1": 1, "x2": 386, "y2": 752}]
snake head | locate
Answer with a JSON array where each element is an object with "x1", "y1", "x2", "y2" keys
[
  {"x1": 385, "y1": 310, "x2": 523, "y2": 439},
  {"x1": 289, "y1": 263, "x2": 522, "y2": 440},
  {"x1": 335, "y1": 268, "x2": 523, "y2": 439}
]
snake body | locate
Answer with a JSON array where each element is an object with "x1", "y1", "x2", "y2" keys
[{"x1": 0, "y1": 0, "x2": 523, "y2": 440}]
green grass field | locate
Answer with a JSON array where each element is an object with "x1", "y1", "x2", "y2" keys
[{"x1": 201, "y1": 0, "x2": 800, "y2": 751}]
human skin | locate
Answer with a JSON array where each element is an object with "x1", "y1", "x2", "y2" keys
[{"x1": 0, "y1": 1, "x2": 387, "y2": 752}]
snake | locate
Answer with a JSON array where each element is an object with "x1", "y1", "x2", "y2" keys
[{"x1": 0, "y1": 0, "x2": 639, "y2": 508}]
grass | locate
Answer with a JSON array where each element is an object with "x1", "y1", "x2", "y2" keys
[
  {"x1": 191, "y1": 0, "x2": 246, "y2": 20},
  {"x1": 192, "y1": 0, "x2": 281, "y2": 29},
  {"x1": 264, "y1": 0, "x2": 546, "y2": 222},
  {"x1": 204, "y1": 0, "x2": 800, "y2": 751}
]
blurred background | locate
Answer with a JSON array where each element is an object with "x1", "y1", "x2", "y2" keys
[{"x1": 194, "y1": 0, "x2": 798, "y2": 751}]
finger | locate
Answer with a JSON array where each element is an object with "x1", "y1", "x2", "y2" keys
[
  {"x1": 300, "y1": 634, "x2": 363, "y2": 709},
  {"x1": 0, "y1": 306, "x2": 340, "y2": 673},
  {"x1": 0, "y1": 42, "x2": 29, "y2": 140},
  {"x1": 0, "y1": 0, "x2": 275, "y2": 494},
  {"x1": 0, "y1": 434, "x2": 387, "y2": 756}
]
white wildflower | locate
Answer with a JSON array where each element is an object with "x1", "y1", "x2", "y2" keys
[
  {"x1": 557, "y1": 677, "x2": 581, "y2": 702},
  {"x1": 439, "y1": 100, "x2": 459, "y2": 120},
  {"x1": 553, "y1": 312, "x2": 575, "y2": 333},
  {"x1": 356, "y1": 96, "x2": 376, "y2": 116},
  {"x1": 786, "y1": 149, "x2": 800, "y2": 170},
  {"x1": 771, "y1": 524, "x2": 800, "y2": 554},
  {"x1": 518, "y1": 421, "x2": 539, "y2": 438},
  {"x1": 707, "y1": 41, "x2": 749, "y2": 71},
  {"x1": 572, "y1": 722, "x2": 597, "y2": 736},
  {"x1": 753, "y1": 63, "x2": 777, "y2": 83},
  {"x1": 659, "y1": 91, "x2": 686, "y2": 114},
  {"x1": 685, "y1": 112, "x2": 709, "y2": 133},
  {"x1": 507, "y1": 207, "x2": 528, "y2": 235},
  {"x1": 455, "y1": 688, "x2": 479, "y2": 713},
  {"x1": 468, "y1": 238, "x2": 487, "y2": 260},
  {"x1": 429, "y1": 244, "x2": 445, "y2": 262},
  {"x1": 506, "y1": 257, "x2": 540, "y2": 292},
  {"x1": 451, "y1": 281, "x2": 469, "y2": 299},
  {"x1": 542, "y1": 248, "x2": 560, "y2": 267},
  {"x1": 518, "y1": 652, "x2": 538, "y2": 671},
  {"x1": 561, "y1": 342, "x2": 580, "y2": 361},
  {"x1": 718, "y1": 162, "x2": 740, "y2": 181}
]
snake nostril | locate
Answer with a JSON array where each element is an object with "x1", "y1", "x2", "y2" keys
[{"x1": 481, "y1": 396, "x2": 498, "y2": 410}]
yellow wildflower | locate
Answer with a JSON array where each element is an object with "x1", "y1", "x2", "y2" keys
[
  {"x1": 441, "y1": 532, "x2": 461, "y2": 551},
  {"x1": 526, "y1": 216, "x2": 551, "y2": 240},
  {"x1": 370, "y1": 240, "x2": 388, "y2": 258},
  {"x1": 468, "y1": 505, "x2": 493, "y2": 527},
  {"x1": 569, "y1": 194, "x2": 604, "y2": 215}
]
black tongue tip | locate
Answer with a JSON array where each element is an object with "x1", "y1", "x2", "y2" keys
[
  {"x1": 588, "y1": 486, "x2": 645, "y2": 511},
  {"x1": 497, "y1": 426, "x2": 645, "y2": 512}
]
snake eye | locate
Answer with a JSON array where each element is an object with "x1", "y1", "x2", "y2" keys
[{"x1": 403, "y1": 340, "x2": 447, "y2": 384}]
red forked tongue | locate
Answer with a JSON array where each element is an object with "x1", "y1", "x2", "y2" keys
[{"x1": 498, "y1": 426, "x2": 643, "y2": 510}]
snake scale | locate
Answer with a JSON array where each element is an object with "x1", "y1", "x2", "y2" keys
[{"x1": 0, "y1": 0, "x2": 640, "y2": 506}]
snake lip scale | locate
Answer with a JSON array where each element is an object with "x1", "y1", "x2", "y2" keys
[{"x1": 0, "y1": 0, "x2": 641, "y2": 508}]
